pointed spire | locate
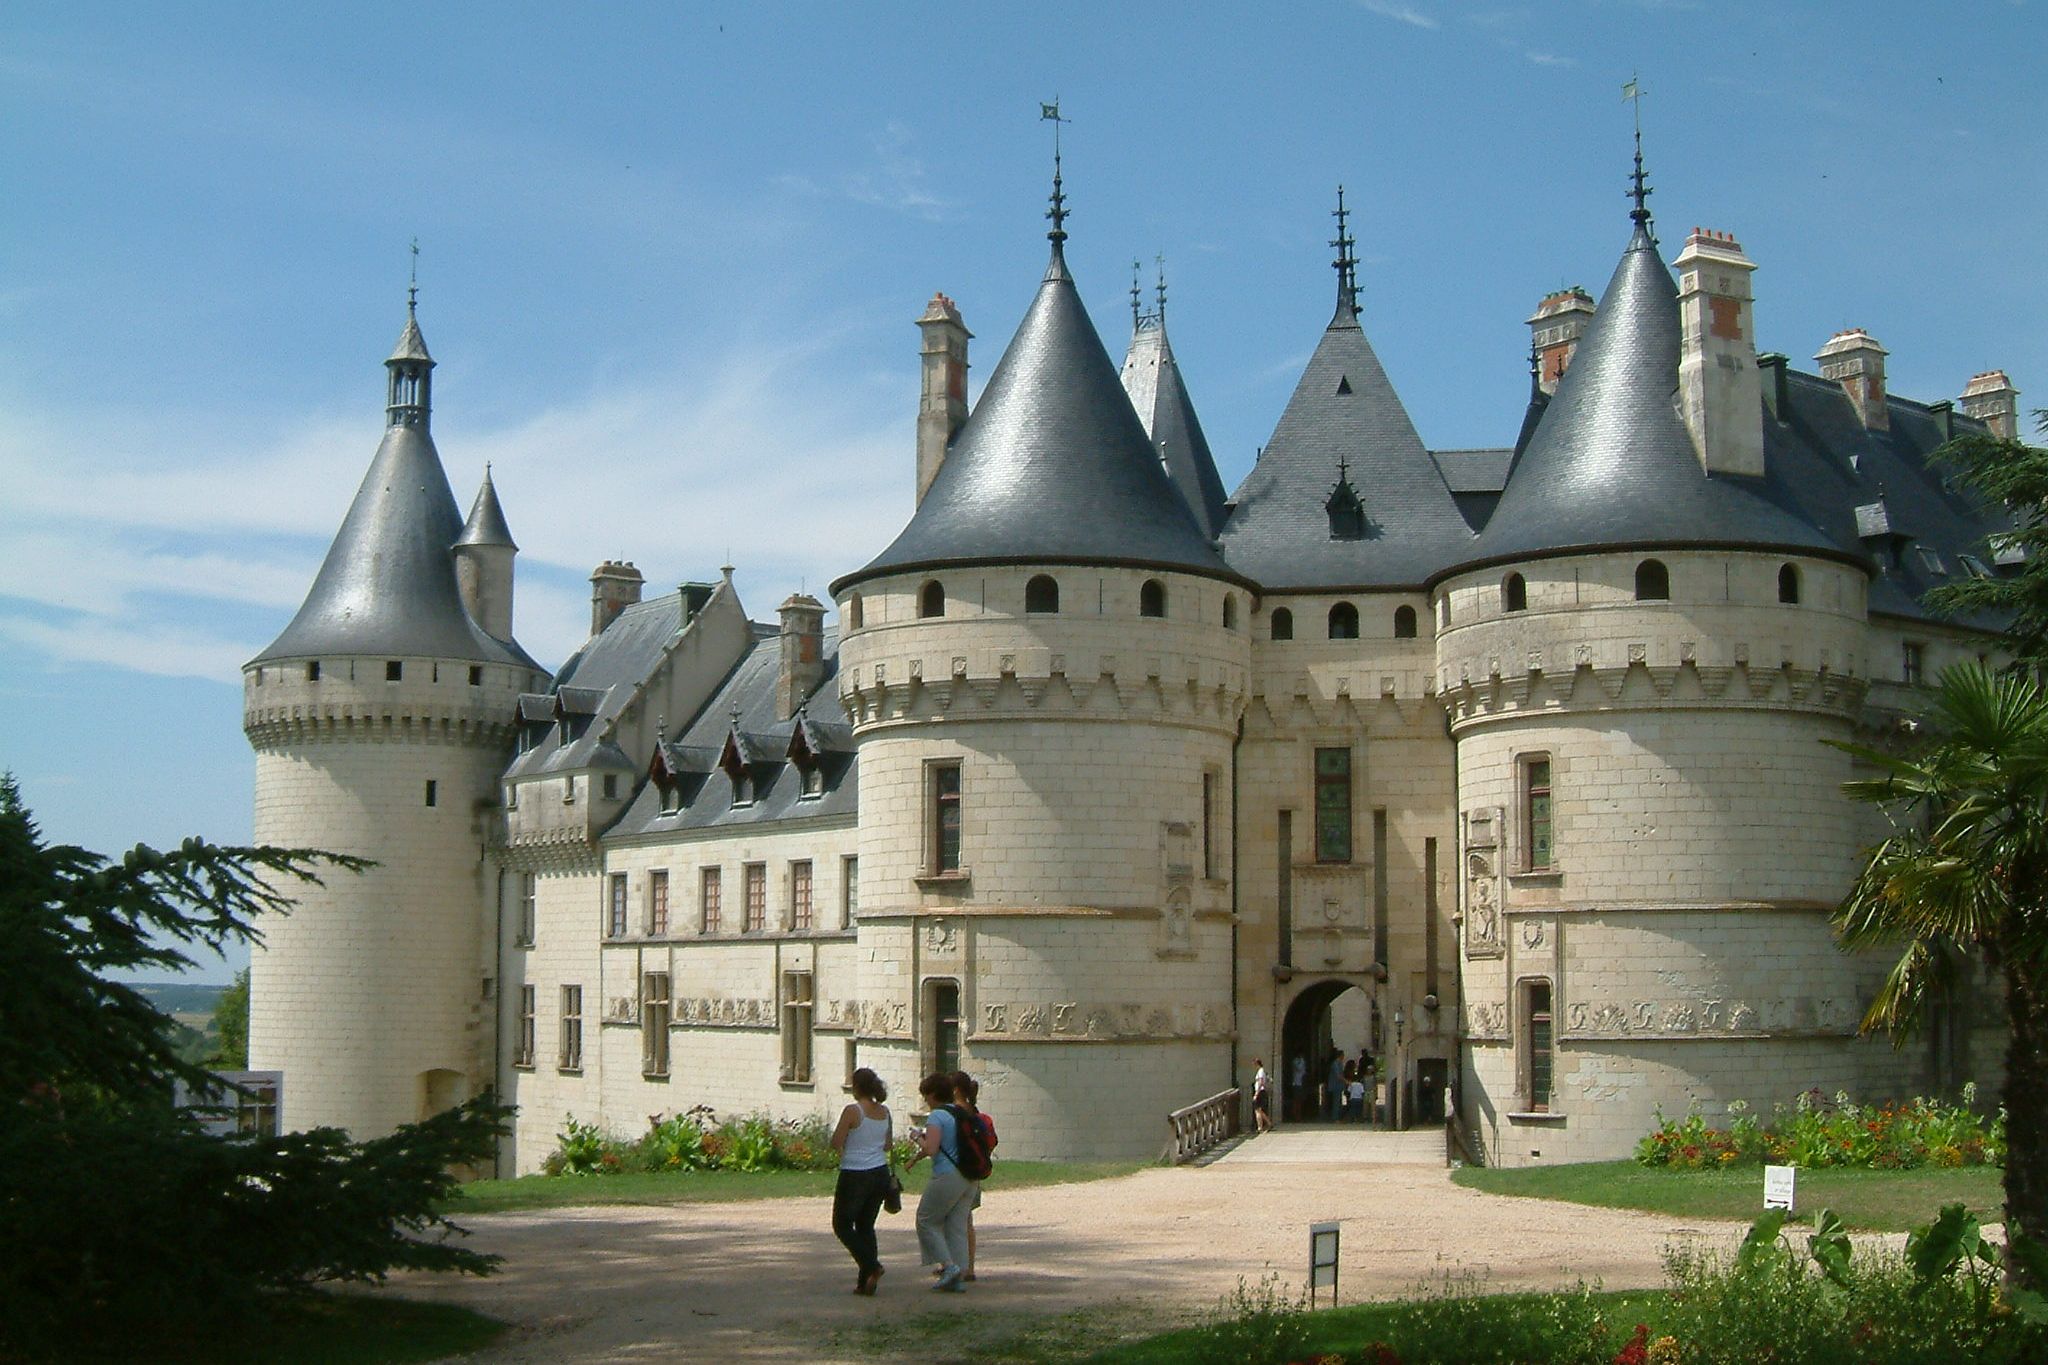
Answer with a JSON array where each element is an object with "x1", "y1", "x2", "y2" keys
[
  {"x1": 457, "y1": 464, "x2": 518, "y2": 550},
  {"x1": 1041, "y1": 99, "x2": 1070, "y2": 259},
  {"x1": 1330, "y1": 186, "x2": 1359, "y2": 319},
  {"x1": 1624, "y1": 75, "x2": 1654, "y2": 231},
  {"x1": 1155, "y1": 255, "x2": 1168, "y2": 325},
  {"x1": 385, "y1": 249, "x2": 434, "y2": 429},
  {"x1": 1131, "y1": 258, "x2": 1143, "y2": 329}
]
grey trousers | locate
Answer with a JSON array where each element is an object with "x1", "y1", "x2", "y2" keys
[{"x1": 916, "y1": 1168, "x2": 977, "y2": 1269}]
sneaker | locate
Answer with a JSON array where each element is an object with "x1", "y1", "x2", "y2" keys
[{"x1": 933, "y1": 1265, "x2": 965, "y2": 1292}]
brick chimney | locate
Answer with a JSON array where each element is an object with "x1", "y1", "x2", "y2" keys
[
  {"x1": 1815, "y1": 328, "x2": 1890, "y2": 432},
  {"x1": 1526, "y1": 286, "x2": 1595, "y2": 395},
  {"x1": 589, "y1": 561, "x2": 644, "y2": 636},
  {"x1": 776, "y1": 593, "x2": 826, "y2": 720},
  {"x1": 916, "y1": 293, "x2": 971, "y2": 506},
  {"x1": 1676, "y1": 228, "x2": 1765, "y2": 478},
  {"x1": 1960, "y1": 370, "x2": 2020, "y2": 440}
]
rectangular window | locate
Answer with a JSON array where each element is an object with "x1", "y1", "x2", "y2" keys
[
  {"x1": 701, "y1": 867, "x2": 722, "y2": 934},
  {"x1": 1903, "y1": 641, "x2": 1926, "y2": 686},
  {"x1": 602, "y1": 774, "x2": 619, "y2": 800},
  {"x1": 1524, "y1": 756, "x2": 1554, "y2": 872},
  {"x1": 1202, "y1": 770, "x2": 1216, "y2": 878},
  {"x1": 423, "y1": 779, "x2": 437, "y2": 807},
  {"x1": 841, "y1": 856, "x2": 859, "y2": 927},
  {"x1": 607, "y1": 873, "x2": 629, "y2": 938},
  {"x1": 744, "y1": 863, "x2": 767, "y2": 932},
  {"x1": 791, "y1": 860, "x2": 813, "y2": 931},
  {"x1": 648, "y1": 869, "x2": 670, "y2": 936},
  {"x1": 385, "y1": 660, "x2": 403, "y2": 682},
  {"x1": 928, "y1": 979, "x2": 961, "y2": 1076},
  {"x1": 306, "y1": 661, "x2": 320, "y2": 682},
  {"x1": 515, "y1": 984, "x2": 536, "y2": 1067},
  {"x1": 469, "y1": 665, "x2": 483, "y2": 686},
  {"x1": 1523, "y1": 980, "x2": 1554, "y2": 1111},
  {"x1": 518, "y1": 874, "x2": 537, "y2": 947},
  {"x1": 559, "y1": 985, "x2": 583, "y2": 1070},
  {"x1": 932, "y1": 763, "x2": 962, "y2": 873},
  {"x1": 1314, "y1": 747, "x2": 1352, "y2": 863},
  {"x1": 642, "y1": 973, "x2": 671, "y2": 1077},
  {"x1": 781, "y1": 970, "x2": 814, "y2": 1083}
]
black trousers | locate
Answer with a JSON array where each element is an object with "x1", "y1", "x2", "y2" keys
[{"x1": 833, "y1": 1166, "x2": 892, "y2": 1275}]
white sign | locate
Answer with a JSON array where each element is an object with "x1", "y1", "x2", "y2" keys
[
  {"x1": 1763, "y1": 1164, "x2": 1796, "y2": 1211},
  {"x1": 1309, "y1": 1220, "x2": 1341, "y2": 1305}
]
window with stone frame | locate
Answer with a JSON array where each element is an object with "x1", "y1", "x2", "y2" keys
[
  {"x1": 744, "y1": 863, "x2": 767, "y2": 932},
  {"x1": 559, "y1": 984, "x2": 583, "y2": 1070},
  {"x1": 841, "y1": 855, "x2": 859, "y2": 927},
  {"x1": 926, "y1": 978, "x2": 961, "y2": 1076},
  {"x1": 931, "y1": 762, "x2": 963, "y2": 873},
  {"x1": 1521, "y1": 978, "x2": 1554, "y2": 1111},
  {"x1": 1902, "y1": 641, "x2": 1926, "y2": 686},
  {"x1": 790, "y1": 860, "x2": 813, "y2": 931},
  {"x1": 1313, "y1": 747, "x2": 1352, "y2": 863},
  {"x1": 700, "y1": 866, "x2": 723, "y2": 934},
  {"x1": 518, "y1": 873, "x2": 537, "y2": 947},
  {"x1": 607, "y1": 873, "x2": 629, "y2": 938},
  {"x1": 1328, "y1": 601, "x2": 1360, "y2": 639},
  {"x1": 781, "y1": 970, "x2": 814, "y2": 1083},
  {"x1": 1522, "y1": 755, "x2": 1554, "y2": 872},
  {"x1": 648, "y1": 869, "x2": 670, "y2": 936},
  {"x1": 515, "y1": 984, "x2": 536, "y2": 1067},
  {"x1": 1202, "y1": 770, "x2": 1218, "y2": 879},
  {"x1": 1271, "y1": 607, "x2": 1294, "y2": 641},
  {"x1": 642, "y1": 972, "x2": 671, "y2": 1077}
]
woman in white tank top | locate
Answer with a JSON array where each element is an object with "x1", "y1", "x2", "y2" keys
[{"x1": 830, "y1": 1067, "x2": 894, "y2": 1295}]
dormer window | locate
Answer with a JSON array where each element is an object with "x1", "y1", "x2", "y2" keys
[
  {"x1": 1918, "y1": 546, "x2": 1948, "y2": 577},
  {"x1": 1959, "y1": 554, "x2": 1992, "y2": 579},
  {"x1": 1326, "y1": 462, "x2": 1368, "y2": 541},
  {"x1": 801, "y1": 765, "x2": 824, "y2": 798},
  {"x1": 733, "y1": 772, "x2": 754, "y2": 806},
  {"x1": 660, "y1": 782, "x2": 683, "y2": 815}
]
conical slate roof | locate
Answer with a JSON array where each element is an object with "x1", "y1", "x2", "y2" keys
[
  {"x1": 1449, "y1": 220, "x2": 1850, "y2": 577},
  {"x1": 1219, "y1": 301, "x2": 1475, "y2": 589},
  {"x1": 835, "y1": 249, "x2": 1236, "y2": 593},
  {"x1": 388, "y1": 309, "x2": 433, "y2": 364},
  {"x1": 457, "y1": 468, "x2": 517, "y2": 549},
  {"x1": 1121, "y1": 317, "x2": 1229, "y2": 540}
]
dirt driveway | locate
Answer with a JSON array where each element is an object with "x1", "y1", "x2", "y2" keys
[{"x1": 379, "y1": 1141, "x2": 1747, "y2": 1363}]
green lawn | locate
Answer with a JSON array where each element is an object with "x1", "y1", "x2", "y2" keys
[
  {"x1": 68, "y1": 1294, "x2": 507, "y2": 1364},
  {"x1": 447, "y1": 1158, "x2": 1149, "y2": 1215},
  {"x1": 1452, "y1": 1159, "x2": 2005, "y2": 1232}
]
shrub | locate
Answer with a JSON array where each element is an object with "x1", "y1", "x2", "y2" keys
[{"x1": 1637, "y1": 1087, "x2": 2003, "y2": 1171}]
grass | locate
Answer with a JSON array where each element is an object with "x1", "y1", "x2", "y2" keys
[
  {"x1": 447, "y1": 1158, "x2": 1149, "y2": 1214},
  {"x1": 63, "y1": 1293, "x2": 507, "y2": 1364},
  {"x1": 828, "y1": 1298, "x2": 1209, "y2": 1364},
  {"x1": 1452, "y1": 1159, "x2": 2005, "y2": 1232}
]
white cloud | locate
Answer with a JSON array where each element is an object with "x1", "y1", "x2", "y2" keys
[
  {"x1": 775, "y1": 123, "x2": 957, "y2": 223},
  {"x1": 1355, "y1": 0, "x2": 1441, "y2": 29},
  {"x1": 1526, "y1": 50, "x2": 1577, "y2": 67},
  {"x1": 0, "y1": 612, "x2": 255, "y2": 681}
]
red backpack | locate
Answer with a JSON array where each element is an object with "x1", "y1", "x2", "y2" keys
[{"x1": 944, "y1": 1104, "x2": 994, "y2": 1180}]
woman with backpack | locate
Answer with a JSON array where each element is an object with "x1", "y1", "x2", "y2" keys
[
  {"x1": 905, "y1": 1072, "x2": 977, "y2": 1292},
  {"x1": 828, "y1": 1067, "x2": 895, "y2": 1296},
  {"x1": 950, "y1": 1071, "x2": 996, "y2": 1281}
]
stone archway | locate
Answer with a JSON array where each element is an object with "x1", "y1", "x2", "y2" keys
[{"x1": 1280, "y1": 979, "x2": 1379, "y2": 1123}]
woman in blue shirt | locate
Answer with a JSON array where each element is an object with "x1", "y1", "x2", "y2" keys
[{"x1": 904, "y1": 1072, "x2": 976, "y2": 1291}]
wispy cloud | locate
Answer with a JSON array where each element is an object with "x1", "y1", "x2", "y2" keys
[
  {"x1": 1526, "y1": 50, "x2": 1577, "y2": 67},
  {"x1": 776, "y1": 122, "x2": 957, "y2": 222},
  {"x1": 1355, "y1": 0, "x2": 1440, "y2": 30}
]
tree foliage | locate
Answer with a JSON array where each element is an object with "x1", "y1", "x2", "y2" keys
[
  {"x1": 0, "y1": 775, "x2": 512, "y2": 1351},
  {"x1": 209, "y1": 967, "x2": 251, "y2": 1069},
  {"x1": 1924, "y1": 408, "x2": 2048, "y2": 660}
]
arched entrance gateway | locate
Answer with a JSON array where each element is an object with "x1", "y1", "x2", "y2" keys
[{"x1": 1280, "y1": 978, "x2": 1383, "y2": 1123}]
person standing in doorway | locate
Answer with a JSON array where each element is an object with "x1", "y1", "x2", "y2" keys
[{"x1": 1324, "y1": 1051, "x2": 1344, "y2": 1122}]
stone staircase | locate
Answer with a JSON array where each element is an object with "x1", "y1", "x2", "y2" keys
[{"x1": 1208, "y1": 1124, "x2": 1446, "y2": 1167}]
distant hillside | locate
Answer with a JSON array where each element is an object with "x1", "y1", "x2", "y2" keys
[{"x1": 130, "y1": 981, "x2": 228, "y2": 1017}]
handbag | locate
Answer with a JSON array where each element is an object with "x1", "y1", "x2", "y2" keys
[{"x1": 882, "y1": 1113, "x2": 904, "y2": 1215}]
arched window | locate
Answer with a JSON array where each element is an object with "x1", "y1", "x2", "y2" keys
[
  {"x1": 1438, "y1": 596, "x2": 1451, "y2": 629},
  {"x1": 1328, "y1": 602, "x2": 1360, "y2": 640},
  {"x1": 1634, "y1": 559, "x2": 1670, "y2": 602},
  {"x1": 1778, "y1": 563, "x2": 1800, "y2": 605},
  {"x1": 1503, "y1": 573, "x2": 1527, "y2": 613},
  {"x1": 1393, "y1": 605, "x2": 1417, "y2": 639},
  {"x1": 1025, "y1": 574, "x2": 1059, "y2": 614},
  {"x1": 846, "y1": 594, "x2": 864, "y2": 630},
  {"x1": 1271, "y1": 607, "x2": 1294, "y2": 640},
  {"x1": 919, "y1": 580, "x2": 945, "y2": 618},
  {"x1": 1140, "y1": 579, "x2": 1167, "y2": 618},
  {"x1": 1222, "y1": 595, "x2": 1238, "y2": 630}
]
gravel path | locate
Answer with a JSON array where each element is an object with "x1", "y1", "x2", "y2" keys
[{"x1": 378, "y1": 1140, "x2": 1751, "y2": 1363}]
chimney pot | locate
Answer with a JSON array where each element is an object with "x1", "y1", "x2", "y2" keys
[
  {"x1": 1526, "y1": 285, "x2": 1596, "y2": 395},
  {"x1": 1676, "y1": 228, "x2": 1765, "y2": 477},
  {"x1": 1960, "y1": 369, "x2": 2021, "y2": 440},
  {"x1": 1815, "y1": 328, "x2": 1891, "y2": 431},
  {"x1": 916, "y1": 292, "x2": 973, "y2": 506},
  {"x1": 589, "y1": 561, "x2": 645, "y2": 636},
  {"x1": 776, "y1": 592, "x2": 827, "y2": 719}
]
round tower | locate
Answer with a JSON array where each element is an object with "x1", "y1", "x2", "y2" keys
[
  {"x1": 244, "y1": 299, "x2": 545, "y2": 1138},
  {"x1": 1431, "y1": 189, "x2": 1903, "y2": 1166},
  {"x1": 834, "y1": 201, "x2": 1252, "y2": 1158}
]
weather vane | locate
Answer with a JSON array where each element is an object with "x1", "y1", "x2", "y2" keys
[
  {"x1": 1330, "y1": 185, "x2": 1359, "y2": 313},
  {"x1": 1040, "y1": 99, "x2": 1070, "y2": 244},
  {"x1": 1131, "y1": 258, "x2": 1143, "y2": 327},
  {"x1": 408, "y1": 237, "x2": 420, "y2": 312},
  {"x1": 1623, "y1": 75, "x2": 1652, "y2": 225}
]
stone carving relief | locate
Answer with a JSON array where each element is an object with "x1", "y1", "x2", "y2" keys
[
  {"x1": 1462, "y1": 806, "x2": 1505, "y2": 959},
  {"x1": 672, "y1": 995, "x2": 777, "y2": 1029},
  {"x1": 1561, "y1": 995, "x2": 1851, "y2": 1038},
  {"x1": 924, "y1": 920, "x2": 959, "y2": 952},
  {"x1": 953, "y1": 999, "x2": 1234, "y2": 1042},
  {"x1": 1466, "y1": 1000, "x2": 1508, "y2": 1038},
  {"x1": 1520, "y1": 918, "x2": 1546, "y2": 949}
]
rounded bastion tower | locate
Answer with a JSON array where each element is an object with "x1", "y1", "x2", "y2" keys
[
  {"x1": 244, "y1": 300, "x2": 546, "y2": 1137},
  {"x1": 833, "y1": 199, "x2": 1253, "y2": 1159},
  {"x1": 1430, "y1": 186, "x2": 1908, "y2": 1165}
]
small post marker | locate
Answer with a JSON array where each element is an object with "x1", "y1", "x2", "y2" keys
[
  {"x1": 1764, "y1": 1164, "x2": 1796, "y2": 1212},
  {"x1": 1309, "y1": 1220, "x2": 1341, "y2": 1307}
]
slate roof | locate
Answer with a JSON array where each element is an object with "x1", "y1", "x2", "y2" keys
[
  {"x1": 506, "y1": 591, "x2": 691, "y2": 779},
  {"x1": 1121, "y1": 316, "x2": 1230, "y2": 540},
  {"x1": 1219, "y1": 299, "x2": 1477, "y2": 589},
  {"x1": 1431, "y1": 447, "x2": 1516, "y2": 534},
  {"x1": 456, "y1": 469, "x2": 517, "y2": 549},
  {"x1": 388, "y1": 308, "x2": 432, "y2": 364},
  {"x1": 835, "y1": 247, "x2": 1238, "y2": 594},
  {"x1": 1449, "y1": 220, "x2": 1852, "y2": 579}
]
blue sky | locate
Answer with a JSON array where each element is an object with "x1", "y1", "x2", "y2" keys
[{"x1": 4, "y1": 2, "x2": 2042, "y2": 982}]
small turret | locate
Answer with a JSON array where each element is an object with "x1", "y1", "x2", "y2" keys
[{"x1": 454, "y1": 467, "x2": 518, "y2": 641}]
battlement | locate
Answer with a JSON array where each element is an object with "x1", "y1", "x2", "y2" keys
[{"x1": 243, "y1": 654, "x2": 536, "y2": 749}]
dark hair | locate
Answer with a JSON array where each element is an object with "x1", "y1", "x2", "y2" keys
[
  {"x1": 949, "y1": 1070, "x2": 979, "y2": 1105},
  {"x1": 851, "y1": 1067, "x2": 887, "y2": 1103},
  {"x1": 919, "y1": 1072, "x2": 955, "y2": 1105}
]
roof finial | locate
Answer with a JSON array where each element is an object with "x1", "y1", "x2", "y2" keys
[
  {"x1": 1040, "y1": 99, "x2": 1070, "y2": 250},
  {"x1": 1623, "y1": 75, "x2": 1653, "y2": 227},
  {"x1": 1131, "y1": 258, "x2": 1142, "y2": 328},
  {"x1": 407, "y1": 237, "x2": 420, "y2": 315},
  {"x1": 1155, "y1": 254, "x2": 1167, "y2": 324},
  {"x1": 1330, "y1": 186, "x2": 1359, "y2": 315}
]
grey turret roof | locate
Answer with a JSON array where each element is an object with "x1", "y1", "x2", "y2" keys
[
  {"x1": 1219, "y1": 302, "x2": 1476, "y2": 589},
  {"x1": 1447, "y1": 222, "x2": 1852, "y2": 580},
  {"x1": 1121, "y1": 318, "x2": 1229, "y2": 540},
  {"x1": 834, "y1": 249, "x2": 1238, "y2": 594},
  {"x1": 388, "y1": 309, "x2": 433, "y2": 364},
  {"x1": 456, "y1": 468, "x2": 517, "y2": 549},
  {"x1": 252, "y1": 421, "x2": 535, "y2": 667}
]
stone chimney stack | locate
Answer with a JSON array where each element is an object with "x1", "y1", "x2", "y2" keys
[
  {"x1": 589, "y1": 561, "x2": 644, "y2": 636},
  {"x1": 1526, "y1": 286, "x2": 1596, "y2": 395},
  {"x1": 1960, "y1": 370, "x2": 2021, "y2": 440},
  {"x1": 1675, "y1": 228, "x2": 1765, "y2": 479},
  {"x1": 776, "y1": 593, "x2": 826, "y2": 720},
  {"x1": 916, "y1": 292, "x2": 971, "y2": 506},
  {"x1": 1815, "y1": 328, "x2": 1890, "y2": 432}
]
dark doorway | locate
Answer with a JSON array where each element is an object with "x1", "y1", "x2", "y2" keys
[
  {"x1": 1416, "y1": 1057, "x2": 1448, "y2": 1125},
  {"x1": 1280, "y1": 979, "x2": 1378, "y2": 1123}
]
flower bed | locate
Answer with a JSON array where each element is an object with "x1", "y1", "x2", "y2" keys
[
  {"x1": 542, "y1": 1106, "x2": 915, "y2": 1176},
  {"x1": 1635, "y1": 1086, "x2": 2002, "y2": 1171}
]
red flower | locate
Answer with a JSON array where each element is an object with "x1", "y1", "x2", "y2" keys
[{"x1": 1612, "y1": 1323, "x2": 1650, "y2": 1365}]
